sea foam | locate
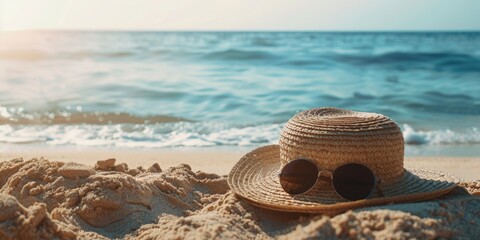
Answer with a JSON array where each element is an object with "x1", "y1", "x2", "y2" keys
[
  {"x1": 0, "y1": 123, "x2": 478, "y2": 148},
  {"x1": 402, "y1": 124, "x2": 480, "y2": 145}
]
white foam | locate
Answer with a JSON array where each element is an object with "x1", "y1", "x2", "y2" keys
[
  {"x1": 0, "y1": 123, "x2": 282, "y2": 148},
  {"x1": 402, "y1": 124, "x2": 480, "y2": 145},
  {"x1": 0, "y1": 123, "x2": 479, "y2": 148}
]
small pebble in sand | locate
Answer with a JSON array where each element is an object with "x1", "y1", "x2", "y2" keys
[
  {"x1": 95, "y1": 158, "x2": 116, "y2": 170},
  {"x1": 58, "y1": 162, "x2": 95, "y2": 179},
  {"x1": 147, "y1": 163, "x2": 162, "y2": 173},
  {"x1": 128, "y1": 168, "x2": 141, "y2": 176},
  {"x1": 114, "y1": 163, "x2": 128, "y2": 173}
]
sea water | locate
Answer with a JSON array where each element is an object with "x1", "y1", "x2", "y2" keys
[{"x1": 0, "y1": 31, "x2": 479, "y2": 155}]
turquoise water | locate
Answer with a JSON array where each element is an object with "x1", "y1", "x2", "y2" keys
[{"x1": 0, "y1": 31, "x2": 479, "y2": 154}]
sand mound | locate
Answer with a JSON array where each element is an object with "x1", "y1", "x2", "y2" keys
[{"x1": 0, "y1": 158, "x2": 479, "y2": 239}]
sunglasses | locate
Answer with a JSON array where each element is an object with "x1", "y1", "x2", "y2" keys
[{"x1": 279, "y1": 159, "x2": 384, "y2": 201}]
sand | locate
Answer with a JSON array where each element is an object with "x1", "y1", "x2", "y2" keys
[
  {"x1": 0, "y1": 153, "x2": 479, "y2": 239},
  {"x1": 1, "y1": 148, "x2": 479, "y2": 180}
]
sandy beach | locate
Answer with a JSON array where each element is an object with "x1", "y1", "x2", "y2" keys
[
  {"x1": 1, "y1": 148, "x2": 479, "y2": 179},
  {"x1": 0, "y1": 148, "x2": 246, "y2": 176},
  {"x1": 1, "y1": 4, "x2": 479, "y2": 239},
  {"x1": 0, "y1": 149, "x2": 479, "y2": 239}
]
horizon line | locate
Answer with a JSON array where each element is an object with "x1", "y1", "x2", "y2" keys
[{"x1": 1, "y1": 28, "x2": 480, "y2": 33}]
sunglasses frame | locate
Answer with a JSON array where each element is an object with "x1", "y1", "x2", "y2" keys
[{"x1": 279, "y1": 158, "x2": 384, "y2": 200}]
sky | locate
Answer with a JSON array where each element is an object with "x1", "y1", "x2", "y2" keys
[{"x1": 0, "y1": 0, "x2": 479, "y2": 31}]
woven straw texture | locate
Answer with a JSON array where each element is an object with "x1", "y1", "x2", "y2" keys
[
  {"x1": 280, "y1": 108, "x2": 404, "y2": 185},
  {"x1": 228, "y1": 108, "x2": 457, "y2": 213}
]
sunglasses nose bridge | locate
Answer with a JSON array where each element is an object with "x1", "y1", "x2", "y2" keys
[{"x1": 318, "y1": 170, "x2": 333, "y2": 181}]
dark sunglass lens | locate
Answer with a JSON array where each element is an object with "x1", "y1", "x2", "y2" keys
[
  {"x1": 279, "y1": 159, "x2": 318, "y2": 195},
  {"x1": 332, "y1": 163, "x2": 375, "y2": 201}
]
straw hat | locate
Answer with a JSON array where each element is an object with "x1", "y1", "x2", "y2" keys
[{"x1": 228, "y1": 107, "x2": 457, "y2": 213}]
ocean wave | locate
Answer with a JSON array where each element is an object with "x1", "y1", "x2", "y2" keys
[
  {"x1": 0, "y1": 108, "x2": 186, "y2": 125},
  {"x1": 3, "y1": 48, "x2": 479, "y2": 73},
  {"x1": 1, "y1": 32, "x2": 479, "y2": 150},
  {"x1": 0, "y1": 48, "x2": 277, "y2": 62},
  {"x1": 0, "y1": 123, "x2": 282, "y2": 148},
  {"x1": 381, "y1": 91, "x2": 480, "y2": 116},
  {"x1": 330, "y1": 51, "x2": 480, "y2": 72},
  {"x1": 332, "y1": 51, "x2": 474, "y2": 63},
  {"x1": 64, "y1": 51, "x2": 136, "y2": 59},
  {"x1": 0, "y1": 50, "x2": 137, "y2": 61},
  {"x1": 402, "y1": 124, "x2": 480, "y2": 145},
  {"x1": 202, "y1": 49, "x2": 277, "y2": 61},
  {"x1": 0, "y1": 122, "x2": 478, "y2": 148}
]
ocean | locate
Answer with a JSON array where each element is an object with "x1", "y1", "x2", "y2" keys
[{"x1": 0, "y1": 31, "x2": 479, "y2": 155}]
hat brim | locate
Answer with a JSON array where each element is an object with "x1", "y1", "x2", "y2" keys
[{"x1": 228, "y1": 145, "x2": 457, "y2": 213}]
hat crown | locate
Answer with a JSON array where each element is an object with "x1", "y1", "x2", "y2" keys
[{"x1": 279, "y1": 107, "x2": 404, "y2": 184}]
